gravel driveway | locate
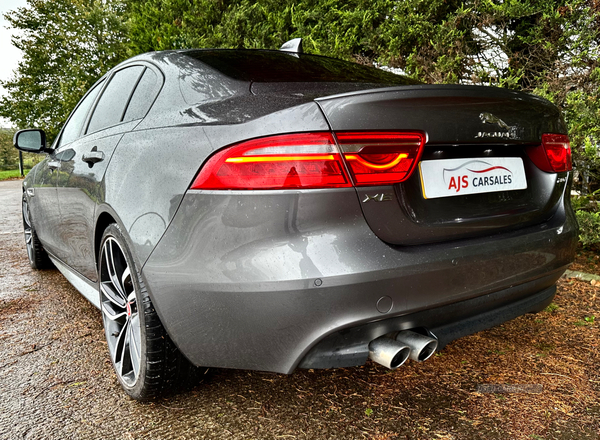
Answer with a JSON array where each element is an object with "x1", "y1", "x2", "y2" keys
[{"x1": 0, "y1": 179, "x2": 598, "y2": 440}]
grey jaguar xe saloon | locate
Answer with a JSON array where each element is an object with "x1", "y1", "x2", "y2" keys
[{"x1": 14, "y1": 41, "x2": 577, "y2": 399}]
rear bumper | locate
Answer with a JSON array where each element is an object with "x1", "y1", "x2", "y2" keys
[
  {"x1": 142, "y1": 188, "x2": 577, "y2": 374},
  {"x1": 299, "y1": 278, "x2": 557, "y2": 369}
]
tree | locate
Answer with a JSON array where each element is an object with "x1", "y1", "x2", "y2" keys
[
  {"x1": 126, "y1": 0, "x2": 600, "y2": 193},
  {"x1": 0, "y1": 0, "x2": 129, "y2": 143},
  {"x1": 0, "y1": 128, "x2": 42, "y2": 171},
  {"x1": 3, "y1": 1, "x2": 600, "y2": 192},
  {"x1": 0, "y1": 129, "x2": 17, "y2": 171},
  {"x1": 126, "y1": 0, "x2": 445, "y2": 64},
  {"x1": 125, "y1": 0, "x2": 599, "y2": 87}
]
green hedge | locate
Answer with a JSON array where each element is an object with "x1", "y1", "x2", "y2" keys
[{"x1": 576, "y1": 210, "x2": 600, "y2": 248}]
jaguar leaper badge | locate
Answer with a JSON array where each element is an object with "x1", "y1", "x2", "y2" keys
[
  {"x1": 476, "y1": 112, "x2": 518, "y2": 139},
  {"x1": 479, "y1": 112, "x2": 509, "y2": 130}
]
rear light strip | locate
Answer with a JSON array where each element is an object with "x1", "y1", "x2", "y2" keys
[
  {"x1": 191, "y1": 133, "x2": 350, "y2": 190},
  {"x1": 191, "y1": 131, "x2": 426, "y2": 190},
  {"x1": 526, "y1": 133, "x2": 572, "y2": 173},
  {"x1": 344, "y1": 153, "x2": 408, "y2": 169},
  {"x1": 336, "y1": 132, "x2": 425, "y2": 185},
  {"x1": 191, "y1": 131, "x2": 571, "y2": 191}
]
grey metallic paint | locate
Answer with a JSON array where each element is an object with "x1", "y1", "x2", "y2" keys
[
  {"x1": 143, "y1": 188, "x2": 576, "y2": 373},
  {"x1": 317, "y1": 85, "x2": 567, "y2": 141},
  {"x1": 19, "y1": 49, "x2": 578, "y2": 376}
]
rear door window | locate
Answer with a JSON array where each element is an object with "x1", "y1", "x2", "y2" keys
[
  {"x1": 123, "y1": 68, "x2": 160, "y2": 122},
  {"x1": 86, "y1": 66, "x2": 144, "y2": 134}
]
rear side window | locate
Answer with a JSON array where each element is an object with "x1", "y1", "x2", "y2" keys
[
  {"x1": 123, "y1": 68, "x2": 160, "y2": 122},
  {"x1": 58, "y1": 80, "x2": 104, "y2": 147},
  {"x1": 87, "y1": 66, "x2": 144, "y2": 134}
]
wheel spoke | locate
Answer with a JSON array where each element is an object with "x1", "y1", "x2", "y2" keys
[
  {"x1": 114, "y1": 318, "x2": 129, "y2": 365},
  {"x1": 120, "y1": 320, "x2": 136, "y2": 379},
  {"x1": 121, "y1": 328, "x2": 130, "y2": 378},
  {"x1": 22, "y1": 200, "x2": 31, "y2": 227},
  {"x1": 105, "y1": 240, "x2": 127, "y2": 300},
  {"x1": 101, "y1": 281, "x2": 126, "y2": 308},
  {"x1": 128, "y1": 316, "x2": 140, "y2": 379},
  {"x1": 101, "y1": 301, "x2": 127, "y2": 321},
  {"x1": 121, "y1": 266, "x2": 131, "y2": 291},
  {"x1": 130, "y1": 314, "x2": 141, "y2": 360}
]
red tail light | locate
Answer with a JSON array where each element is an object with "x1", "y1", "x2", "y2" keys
[
  {"x1": 336, "y1": 132, "x2": 426, "y2": 185},
  {"x1": 527, "y1": 133, "x2": 572, "y2": 173},
  {"x1": 191, "y1": 131, "x2": 427, "y2": 190},
  {"x1": 191, "y1": 133, "x2": 351, "y2": 190}
]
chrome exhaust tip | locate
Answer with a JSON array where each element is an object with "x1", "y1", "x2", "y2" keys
[
  {"x1": 368, "y1": 336, "x2": 411, "y2": 369},
  {"x1": 395, "y1": 330, "x2": 438, "y2": 362}
]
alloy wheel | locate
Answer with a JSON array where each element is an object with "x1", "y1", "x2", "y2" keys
[
  {"x1": 99, "y1": 237, "x2": 142, "y2": 387},
  {"x1": 22, "y1": 198, "x2": 34, "y2": 263}
]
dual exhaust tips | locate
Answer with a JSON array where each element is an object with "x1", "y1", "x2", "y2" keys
[{"x1": 368, "y1": 330, "x2": 438, "y2": 369}]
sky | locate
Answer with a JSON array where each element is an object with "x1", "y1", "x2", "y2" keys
[{"x1": 0, "y1": 0, "x2": 28, "y2": 128}]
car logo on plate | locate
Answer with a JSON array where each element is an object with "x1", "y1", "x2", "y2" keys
[{"x1": 443, "y1": 160, "x2": 513, "y2": 193}]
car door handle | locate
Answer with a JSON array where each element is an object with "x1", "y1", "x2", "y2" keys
[
  {"x1": 82, "y1": 150, "x2": 105, "y2": 164},
  {"x1": 48, "y1": 160, "x2": 60, "y2": 170}
]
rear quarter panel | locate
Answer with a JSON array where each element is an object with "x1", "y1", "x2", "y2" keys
[{"x1": 101, "y1": 101, "x2": 330, "y2": 269}]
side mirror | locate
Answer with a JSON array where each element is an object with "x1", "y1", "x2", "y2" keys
[{"x1": 13, "y1": 129, "x2": 47, "y2": 153}]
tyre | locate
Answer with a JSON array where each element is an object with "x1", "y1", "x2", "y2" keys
[
  {"x1": 98, "y1": 223, "x2": 196, "y2": 400},
  {"x1": 22, "y1": 194, "x2": 52, "y2": 270}
]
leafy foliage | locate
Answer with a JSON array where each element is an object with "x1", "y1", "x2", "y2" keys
[
  {"x1": 124, "y1": 1, "x2": 599, "y2": 85},
  {"x1": 576, "y1": 210, "x2": 600, "y2": 248},
  {"x1": 0, "y1": 0, "x2": 129, "y2": 143},
  {"x1": 125, "y1": 1, "x2": 600, "y2": 196},
  {"x1": 0, "y1": 129, "x2": 17, "y2": 171},
  {"x1": 0, "y1": 128, "x2": 41, "y2": 171}
]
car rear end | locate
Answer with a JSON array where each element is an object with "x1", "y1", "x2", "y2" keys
[
  {"x1": 141, "y1": 53, "x2": 576, "y2": 374},
  {"x1": 317, "y1": 85, "x2": 571, "y2": 246}
]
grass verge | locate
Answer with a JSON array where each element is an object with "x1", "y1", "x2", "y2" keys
[{"x1": 0, "y1": 169, "x2": 29, "y2": 181}]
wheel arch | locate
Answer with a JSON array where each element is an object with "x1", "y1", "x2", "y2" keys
[
  {"x1": 93, "y1": 206, "x2": 148, "y2": 284},
  {"x1": 95, "y1": 211, "x2": 116, "y2": 270}
]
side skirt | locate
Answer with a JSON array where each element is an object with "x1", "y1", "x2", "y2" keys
[{"x1": 48, "y1": 255, "x2": 100, "y2": 309}]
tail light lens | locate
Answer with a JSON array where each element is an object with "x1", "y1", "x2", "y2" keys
[
  {"x1": 527, "y1": 133, "x2": 572, "y2": 173},
  {"x1": 191, "y1": 133, "x2": 351, "y2": 190},
  {"x1": 191, "y1": 131, "x2": 427, "y2": 190},
  {"x1": 336, "y1": 132, "x2": 426, "y2": 185}
]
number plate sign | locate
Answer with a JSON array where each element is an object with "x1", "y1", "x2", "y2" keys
[{"x1": 419, "y1": 157, "x2": 527, "y2": 199}]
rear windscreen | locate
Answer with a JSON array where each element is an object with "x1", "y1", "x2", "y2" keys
[{"x1": 182, "y1": 50, "x2": 420, "y2": 85}]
